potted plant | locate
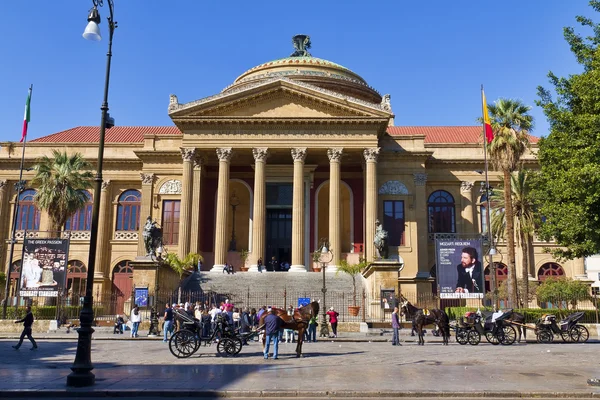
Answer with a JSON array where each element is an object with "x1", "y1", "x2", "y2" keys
[
  {"x1": 336, "y1": 258, "x2": 368, "y2": 316},
  {"x1": 163, "y1": 252, "x2": 203, "y2": 277},
  {"x1": 312, "y1": 251, "x2": 322, "y2": 272},
  {"x1": 239, "y1": 249, "x2": 249, "y2": 272}
]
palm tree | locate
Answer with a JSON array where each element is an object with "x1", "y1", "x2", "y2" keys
[
  {"x1": 490, "y1": 169, "x2": 536, "y2": 306},
  {"x1": 32, "y1": 150, "x2": 93, "y2": 233},
  {"x1": 487, "y1": 99, "x2": 534, "y2": 308}
]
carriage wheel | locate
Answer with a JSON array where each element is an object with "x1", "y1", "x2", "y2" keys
[
  {"x1": 570, "y1": 325, "x2": 589, "y2": 343},
  {"x1": 169, "y1": 330, "x2": 198, "y2": 358},
  {"x1": 485, "y1": 332, "x2": 500, "y2": 345},
  {"x1": 467, "y1": 330, "x2": 481, "y2": 346},
  {"x1": 500, "y1": 325, "x2": 516, "y2": 345},
  {"x1": 217, "y1": 338, "x2": 242, "y2": 356},
  {"x1": 537, "y1": 330, "x2": 553, "y2": 344},
  {"x1": 456, "y1": 328, "x2": 468, "y2": 345},
  {"x1": 560, "y1": 331, "x2": 571, "y2": 343}
]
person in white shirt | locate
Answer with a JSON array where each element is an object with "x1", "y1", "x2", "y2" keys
[{"x1": 455, "y1": 246, "x2": 483, "y2": 293}]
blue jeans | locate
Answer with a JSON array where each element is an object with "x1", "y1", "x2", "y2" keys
[
  {"x1": 308, "y1": 324, "x2": 317, "y2": 342},
  {"x1": 131, "y1": 322, "x2": 140, "y2": 337},
  {"x1": 163, "y1": 320, "x2": 173, "y2": 341},
  {"x1": 392, "y1": 327, "x2": 399, "y2": 345},
  {"x1": 264, "y1": 333, "x2": 279, "y2": 359}
]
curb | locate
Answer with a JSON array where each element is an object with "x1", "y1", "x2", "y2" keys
[{"x1": 0, "y1": 390, "x2": 599, "y2": 398}]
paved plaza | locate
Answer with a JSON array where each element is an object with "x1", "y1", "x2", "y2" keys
[{"x1": 0, "y1": 332, "x2": 599, "y2": 398}]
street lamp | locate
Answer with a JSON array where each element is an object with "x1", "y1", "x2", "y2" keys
[
  {"x1": 67, "y1": 0, "x2": 116, "y2": 387},
  {"x1": 229, "y1": 191, "x2": 240, "y2": 251},
  {"x1": 480, "y1": 181, "x2": 498, "y2": 309},
  {"x1": 319, "y1": 242, "x2": 333, "y2": 338}
]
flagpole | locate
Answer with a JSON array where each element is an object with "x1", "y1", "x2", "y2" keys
[
  {"x1": 2, "y1": 84, "x2": 33, "y2": 319},
  {"x1": 481, "y1": 84, "x2": 498, "y2": 310}
]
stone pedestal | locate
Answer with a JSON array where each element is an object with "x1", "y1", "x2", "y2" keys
[
  {"x1": 363, "y1": 259, "x2": 405, "y2": 294},
  {"x1": 129, "y1": 256, "x2": 181, "y2": 308}
]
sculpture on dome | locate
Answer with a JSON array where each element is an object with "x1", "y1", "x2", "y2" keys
[
  {"x1": 381, "y1": 94, "x2": 392, "y2": 112},
  {"x1": 290, "y1": 34, "x2": 312, "y2": 57}
]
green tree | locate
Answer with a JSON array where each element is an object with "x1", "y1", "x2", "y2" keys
[
  {"x1": 336, "y1": 258, "x2": 369, "y2": 306},
  {"x1": 533, "y1": 1, "x2": 600, "y2": 259},
  {"x1": 490, "y1": 169, "x2": 536, "y2": 304},
  {"x1": 536, "y1": 277, "x2": 590, "y2": 309},
  {"x1": 486, "y1": 99, "x2": 534, "y2": 308},
  {"x1": 31, "y1": 150, "x2": 93, "y2": 233},
  {"x1": 163, "y1": 252, "x2": 203, "y2": 277}
]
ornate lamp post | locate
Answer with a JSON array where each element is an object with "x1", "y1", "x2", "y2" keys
[
  {"x1": 319, "y1": 242, "x2": 333, "y2": 338},
  {"x1": 67, "y1": 0, "x2": 116, "y2": 387},
  {"x1": 229, "y1": 191, "x2": 240, "y2": 251},
  {"x1": 480, "y1": 181, "x2": 498, "y2": 309}
]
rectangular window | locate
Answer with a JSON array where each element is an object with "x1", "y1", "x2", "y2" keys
[
  {"x1": 162, "y1": 200, "x2": 180, "y2": 245},
  {"x1": 383, "y1": 200, "x2": 405, "y2": 246}
]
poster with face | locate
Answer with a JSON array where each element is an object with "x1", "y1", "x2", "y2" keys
[
  {"x1": 435, "y1": 238, "x2": 484, "y2": 299},
  {"x1": 19, "y1": 238, "x2": 69, "y2": 297}
]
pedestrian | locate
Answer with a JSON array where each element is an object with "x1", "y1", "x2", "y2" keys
[
  {"x1": 223, "y1": 263, "x2": 230, "y2": 274},
  {"x1": 263, "y1": 308, "x2": 284, "y2": 360},
  {"x1": 257, "y1": 258, "x2": 263, "y2": 273},
  {"x1": 113, "y1": 314, "x2": 125, "y2": 334},
  {"x1": 284, "y1": 306, "x2": 295, "y2": 343},
  {"x1": 130, "y1": 304, "x2": 141, "y2": 338},
  {"x1": 307, "y1": 313, "x2": 318, "y2": 342},
  {"x1": 13, "y1": 306, "x2": 38, "y2": 350},
  {"x1": 326, "y1": 306, "x2": 339, "y2": 338},
  {"x1": 391, "y1": 306, "x2": 402, "y2": 346},
  {"x1": 163, "y1": 303, "x2": 174, "y2": 343},
  {"x1": 232, "y1": 307, "x2": 241, "y2": 329},
  {"x1": 269, "y1": 256, "x2": 278, "y2": 272}
]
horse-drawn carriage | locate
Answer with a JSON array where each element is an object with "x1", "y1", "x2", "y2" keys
[
  {"x1": 168, "y1": 309, "x2": 257, "y2": 358},
  {"x1": 454, "y1": 310, "x2": 517, "y2": 346},
  {"x1": 534, "y1": 311, "x2": 589, "y2": 344}
]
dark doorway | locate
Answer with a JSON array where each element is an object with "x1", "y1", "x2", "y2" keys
[{"x1": 265, "y1": 208, "x2": 292, "y2": 271}]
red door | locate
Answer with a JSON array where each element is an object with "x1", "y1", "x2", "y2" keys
[{"x1": 112, "y1": 261, "x2": 133, "y2": 314}]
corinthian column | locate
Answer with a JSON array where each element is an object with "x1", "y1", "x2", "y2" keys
[
  {"x1": 327, "y1": 148, "x2": 343, "y2": 271},
  {"x1": 364, "y1": 148, "x2": 380, "y2": 262},
  {"x1": 189, "y1": 155, "x2": 204, "y2": 254},
  {"x1": 178, "y1": 148, "x2": 195, "y2": 257},
  {"x1": 211, "y1": 148, "x2": 233, "y2": 272},
  {"x1": 290, "y1": 148, "x2": 307, "y2": 272},
  {"x1": 249, "y1": 148, "x2": 268, "y2": 273},
  {"x1": 138, "y1": 173, "x2": 155, "y2": 256},
  {"x1": 95, "y1": 180, "x2": 112, "y2": 285},
  {"x1": 460, "y1": 181, "x2": 475, "y2": 234}
]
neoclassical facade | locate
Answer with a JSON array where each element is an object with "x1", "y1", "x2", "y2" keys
[{"x1": 0, "y1": 37, "x2": 587, "y2": 299}]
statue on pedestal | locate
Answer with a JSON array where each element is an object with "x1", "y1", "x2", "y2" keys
[
  {"x1": 374, "y1": 219, "x2": 389, "y2": 259},
  {"x1": 143, "y1": 216, "x2": 163, "y2": 259}
]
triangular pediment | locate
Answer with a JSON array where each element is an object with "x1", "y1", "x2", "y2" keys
[{"x1": 169, "y1": 78, "x2": 391, "y2": 120}]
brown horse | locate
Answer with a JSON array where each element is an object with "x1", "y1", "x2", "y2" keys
[
  {"x1": 399, "y1": 295, "x2": 450, "y2": 346},
  {"x1": 258, "y1": 301, "x2": 319, "y2": 358}
]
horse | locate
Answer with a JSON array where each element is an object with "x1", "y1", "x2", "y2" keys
[
  {"x1": 501, "y1": 310, "x2": 527, "y2": 343},
  {"x1": 258, "y1": 301, "x2": 319, "y2": 358},
  {"x1": 399, "y1": 295, "x2": 450, "y2": 346}
]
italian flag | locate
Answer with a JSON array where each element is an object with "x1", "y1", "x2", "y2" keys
[
  {"x1": 20, "y1": 87, "x2": 32, "y2": 143},
  {"x1": 482, "y1": 89, "x2": 494, "y2": 144}
]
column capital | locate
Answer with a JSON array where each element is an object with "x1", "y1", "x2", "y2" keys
[
  {"x1": 193, "y1": 154, "x2": 205, "y2": 169},
  {"x1": 413, "y1": 173, "x2": 428, "y2": 186},
  {"x1": 460, "y1": 181, "x2": 475, "y2": 192},
  {"x1": 291, "y1": 147, "x2": 307, "y2": 162},
  {"x1": 101, "y1": 180, "x2": 112, "y2": 191},
  {"x1": 0, "y1": 179, "x2": 7, "y2": 191},
  {"x1": 363, "y1": 147, "x2": 380, "y2": 162},
  {"x1": 216, "y1": 147, "x2": 233, "y2": 162},
  {"x1": 327, "y1": 148, "x2": 343, "y2": 162},
  {"x1": 140, "y1": 173, "x2": 155, "y2": 186},
  {"x1": 181, "y1": 148, "x2": 196, "y2": 162},
  {"x1": 253, "y1": 147, "x2": 269, "y2": 162}
]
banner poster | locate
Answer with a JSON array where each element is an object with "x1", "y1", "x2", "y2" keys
[
  {"x1": 435, "y1": 238, "x2": 484, "y2": 299},
  {"x1": 19, "y1": 238, "x2": 69, "y2": 297},
  {"x1": 134, "y1": 287, "x2": 149, "y2": 307},
  {"x1": 297, "y1": 297, "x2": 311, "y2": 308},
  {"x1": 380, "y1": 289, "x2": 395, "y2": 309}
]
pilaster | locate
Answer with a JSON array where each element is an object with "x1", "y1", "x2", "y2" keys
[
  {"x1": 290, "y1": 148, "x2": 307, "y2": 272},
  {"x1": 460, "y1": 181, "x2": 475, "y2": 234},
  {"x1": 178, "y1": 148, "x2": 195, "y2": 257},
  {"x1": 211, "y1": 148, "x2": 233, "y2": 271},
  {"x1": 327, "y1": 148, "x2": 343, "y2": 271},
  {"x1": 94, "y1": 180, "x2": 113, "y2": 288},
  {"x1": 0, "y1": 180, "x2": 8, "y2": 274},
  {"x1": 189, "y1": 155, "x2": 204, "y2": 254},
  {"x1": 413, "y1": 173, "x2": 429, "y2": 277},
  {"x1": 138, "y1": 173, "x2": 155, "y2": 256},
  {"x1": 249, "y1": 148, "x2": 268, "y2": 272},
  {"x1": 364, "y1": 148, "x2": 379, "y2": 262}
]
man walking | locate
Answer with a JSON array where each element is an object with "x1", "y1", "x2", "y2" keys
[
  {"x1": 13, "y1": 306, "x2": 37, "y2": 350},
  {"x1": 391, "y1": 306, "x2": 402, "y2": 346},
  {"x1": 263, "y1": 308, "x2": 284, "y2": 360},
  {"x1": 163, "y1": 303, "x2": 174, "y2": 343}
]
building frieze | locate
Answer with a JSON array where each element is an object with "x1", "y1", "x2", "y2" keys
[{"x1": 158, "y1": 179, "x2": 182, "y2": 194}]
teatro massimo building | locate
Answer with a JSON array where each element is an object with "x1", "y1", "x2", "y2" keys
[{"x1": 0, "y1": 36, "x2": 586, "y2": 302}]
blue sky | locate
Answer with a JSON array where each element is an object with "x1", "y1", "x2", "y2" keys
[{"x1": 0, "y1": 1, "x2": 593, "y2": 142}]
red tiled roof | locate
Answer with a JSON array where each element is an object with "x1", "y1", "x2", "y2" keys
[
  {"x1": 386, "y1": 126, "x2": 539, "y2": 144},
  {"x1": 30, "y1": 126, "x2": 182, "y2": 144}
]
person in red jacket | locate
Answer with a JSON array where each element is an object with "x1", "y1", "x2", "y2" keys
[{"x1": 326, "y1": 307, "x2": 339, "y2": 338}]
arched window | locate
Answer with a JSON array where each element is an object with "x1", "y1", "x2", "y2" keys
[
  {"x1": 112, "y1": 261, "x2": 134, "y2": 314},
  {"x1": 65, "y1": 191, "x2": 93, "y2": 231},
  {"x1": 116, "y1": 190, "x2": 141, "y2": 231},
  {"x1": 16, "y1": 189, "x2": 40, "y2": 231},
  {"x1": 484, "y1": 262, "x2": 508, "y2": 292},
  {"x1": 537, "y1": 263, "x2": 564, "y2": 282},
  {"x1": 428, "y1": 190, "x2": 455, "y2": 233},
  {"x1": 66, "y1": 260, "x2": 87, "y2": 298}
]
